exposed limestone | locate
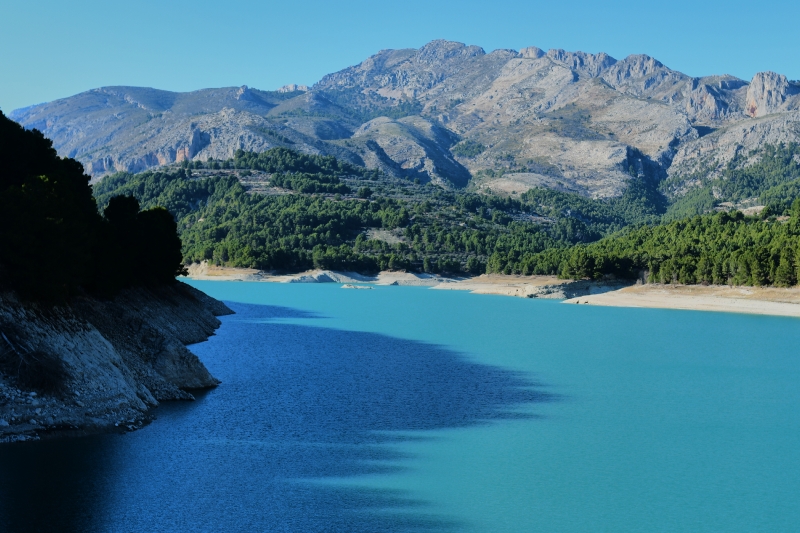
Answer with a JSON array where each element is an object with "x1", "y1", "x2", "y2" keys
[
  {"x1": 353, "y1": 115, "x2": 470, "y2": 186},
  {"x1": 745, "y1": 72, "x2": 800, "y2": 118},
  {"x1": 546, "y1": 49, "x2": 616, "y2": 78},
  {"x1": 669, "y1": 111, "x2": 800, "y2": 181},
  {"x1": 0, "y1": 283, "x2": 232, "y2": 442},
  {"x1": 430, "y1": 275, "x2": 631, "y2": 299},
  {"x1": 519, "y1": 47, "x2": 545, "y2": 59},
  {"x1": 277, "y1": 84, "x2": 309, "y2": 93}
]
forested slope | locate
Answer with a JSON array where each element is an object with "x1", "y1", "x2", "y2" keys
[
  {"x1": 506, "y1": 208, "x2": 800, "y2": 286},
  {"x1": 93, "y1": 144, "x2": 800, "y2": 287},
  {"x1": 94, "y1": 155, "x2": 562, "y2": 274}
]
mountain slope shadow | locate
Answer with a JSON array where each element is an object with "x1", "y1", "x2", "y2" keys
[{"x1": 0, "y1": 301, "x2": 556, "y2": 533}]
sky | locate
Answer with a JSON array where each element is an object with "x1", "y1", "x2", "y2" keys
[{"x1": 1, "y1": 0, "x2": 798, "y2": 112}]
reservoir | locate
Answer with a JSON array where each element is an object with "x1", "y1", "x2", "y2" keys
[{"x1": 1, "y1": 282, "x2": 799, "y2": 532}]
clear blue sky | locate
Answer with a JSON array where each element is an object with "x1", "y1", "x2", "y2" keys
[{"x1": 1, "y1": 0, "x2": 798, "y2": 112}]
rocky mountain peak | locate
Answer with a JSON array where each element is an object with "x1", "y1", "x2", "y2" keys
[
  {"x1": 746, "y1": 71, "x2": 800, "y2": 117},
  {"x1": 609, "y1": 54, "x2": 686, "y2": 84},
  {"x1": 354, "y1": 48, "x2": 416, "y2": 76},
  {"x1": 681, "y1": 75, "x2": 749, "y2": 121},
  {"x1": 415, "y1": 39, "x2": 485, "y2": 63},
  {"x1": 600, "y1": 54, "x2": 688, "y2": 100},
  {"x1": 235, "y1": 85, "x2": 252, "y2": 100},
  {"x1": 277, "y1": 84, "x2": 309, "y2": 93},
  {"x1": 546, "y1": 49, "x2": 617, "y2": 77},
  {"x1": 10, "y1": 39, "x2": 800, "y2": 200},
  {"x1": 520, "y1": 46, "x2": 545, "y2": 59}
]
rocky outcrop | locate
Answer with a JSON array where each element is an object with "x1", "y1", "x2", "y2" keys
[
  {"x1": 353, "y1": 115, "x2": 470, "y2": 186},
  {"x1": 684, "y1": 76, "x2": 749, "y2": 121},
  {"x1": 745, "y1": 72, "x2": 800, "y2": 117},
  {"x1": 277, "y1": 84, "x2": 309, "y2": 93},
  {"x1": 523, "y1": 279, "x2": 632, "y2": 299},
  {"x1": 602, "y1": 54, "x2": 687, "y2": 101},
  {"x1": 519, "y1": 46, "x2": 545, "y2": 59},
  {"x1": 0, "y1": 283, "x2": 232, "y2": 442},
  {"x1": 546, "y1": 49, "x2": 616, "y2": 78},
  {"x1": 668, "y1": 110, "x2": 800, "y2": 182}
]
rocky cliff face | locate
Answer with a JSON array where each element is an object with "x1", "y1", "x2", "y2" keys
[
  {"x1": 352, "y1": 115, "x2": 470, "y2": 187},
  {"x1": 745, "y1": 72, "x2": 800, "y2": 118},
  {"x1": 0, "y1": 283, "x2": 232, "y2": 442},
  {"x1": 9, "y1": 40, "x2": 800, "y2": 197}
]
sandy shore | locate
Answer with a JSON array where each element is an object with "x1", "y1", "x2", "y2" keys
[
  {"x1": 185, "y1": 262, "x2": 800, "y2": 317},
  {"x1": 428, "y1": 274, "x2": 630, "y2": 298},
  {"x1": 184, "y1": 263, "x2": 615, "y2": 297},
  {"x1": 185, "y1": 262, "x2": 452, "y2": 286},
  {"x1": 185, "y1": 262, "x2": 264, "y2": 281},
  {"x1": 430, "y1": 274, "x2": 565, "y2": 297},
  {"x1": 564, "y1": 284, "x2": 800, "y2": 318}
]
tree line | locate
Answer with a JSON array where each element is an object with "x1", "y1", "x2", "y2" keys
[{"x1": 493, "y1": 205, "x2": 800, "y2": 287}]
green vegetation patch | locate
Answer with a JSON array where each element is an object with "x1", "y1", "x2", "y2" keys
[
  {"x1": 91, "y1": 142, "x2": 800, "y2": 288},
  {"x1": 94, "y1": 148, "x2": 617, "y2": 275},
  {"x1": 664, "y1": 143, "x2": 800, "y2": 219},
  {"x1": 451, "y1": 140, "x2": 486, "y2": 158},
  {"x1": 251, "y1": 127, "x2": 294, "y2": 144},
  {"x1": 512, "y1": 206, "x2": 800, "y2": 287}
]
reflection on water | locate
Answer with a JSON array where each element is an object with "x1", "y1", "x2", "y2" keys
[{"x1": 0, "y1": 302, "x2": 551, "y2": 533}]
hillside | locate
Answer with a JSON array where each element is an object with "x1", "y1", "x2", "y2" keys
[
  {"x1": 91, "y1": 151, "x2": 570, "y2": 275},
  {"x1": 10, "y1": 40, "x2": 800, "y2": 203},
  {"x1": 92, "y1": 144, "x2": 800, "y2": 289}
]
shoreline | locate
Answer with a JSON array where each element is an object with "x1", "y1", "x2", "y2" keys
[
  {"x1": 563, "y1": 284, "x2": 800, "y2": 318},
  {"x1": 0, "y1": 284, "x2": 231, "y2": 443},
  {"x1": 186, "y1": 262, "x2": 800, "y2": 318},
  {"x1": 184, "y1": 262, "x2": 627, "y2": 299}
]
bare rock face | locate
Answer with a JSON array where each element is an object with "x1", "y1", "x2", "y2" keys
[
  {"x1": 745, "y1": 72, "x2": 800, "y2": 117},
  {"x1": 520, "y1": 47, "x2": 545, "y2": 59},
  {"x1": 546, "y1": 49, "x2": 616, "y2": 78},
  {"x1": 353, "y1": 116, "x2": 470, "y2": 186},
  {"x1": 9, "y1": 39, "x2": 800, "y2": 197},
  {"x1": 0, "y1": 283, "x2": 232, "y2": 442},
  {"x1": 669, "y1": 110, "x2": 800, "y2": 183},
  {"x1": 277, "y1": 84, "x2": 309, "y2": 93},
  {"x1": 602, "y1": 54, "x2": 688, "y2": 101},
  {"x1": 684, "y1": 76, "x2": 749, "y2": 121}
]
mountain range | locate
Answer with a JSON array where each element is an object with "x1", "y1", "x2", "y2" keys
[{"x1": 9, "y1": 40, "x2": 800, "y2": 199}]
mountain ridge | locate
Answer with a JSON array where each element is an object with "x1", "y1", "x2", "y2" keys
[{"x1": 10, "y1": 39, "x2": 800, "y2": 199}]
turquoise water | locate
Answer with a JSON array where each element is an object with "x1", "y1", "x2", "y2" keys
[
  {"x1": 1, "y1": 281, "x2": 798, "y2": 532},
  {"x1": 190, "y1": 282, "x2": 800, "y2": 532}
]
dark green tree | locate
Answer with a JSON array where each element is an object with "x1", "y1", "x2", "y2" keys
[
  {"x1": 0, "y1": 112, "x2": 187, "y2": 300},
  {"x1": 0, "y1": 111, "x2": 100, "y2": 299}
]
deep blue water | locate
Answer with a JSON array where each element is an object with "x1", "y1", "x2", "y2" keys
[{"x1": 1, "y1": 282, "x2": 799, "y2": 532}]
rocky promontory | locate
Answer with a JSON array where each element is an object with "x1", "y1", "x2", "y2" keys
[{"x1": 0, "y1": 282, "x2": 232, "y2": 443}]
